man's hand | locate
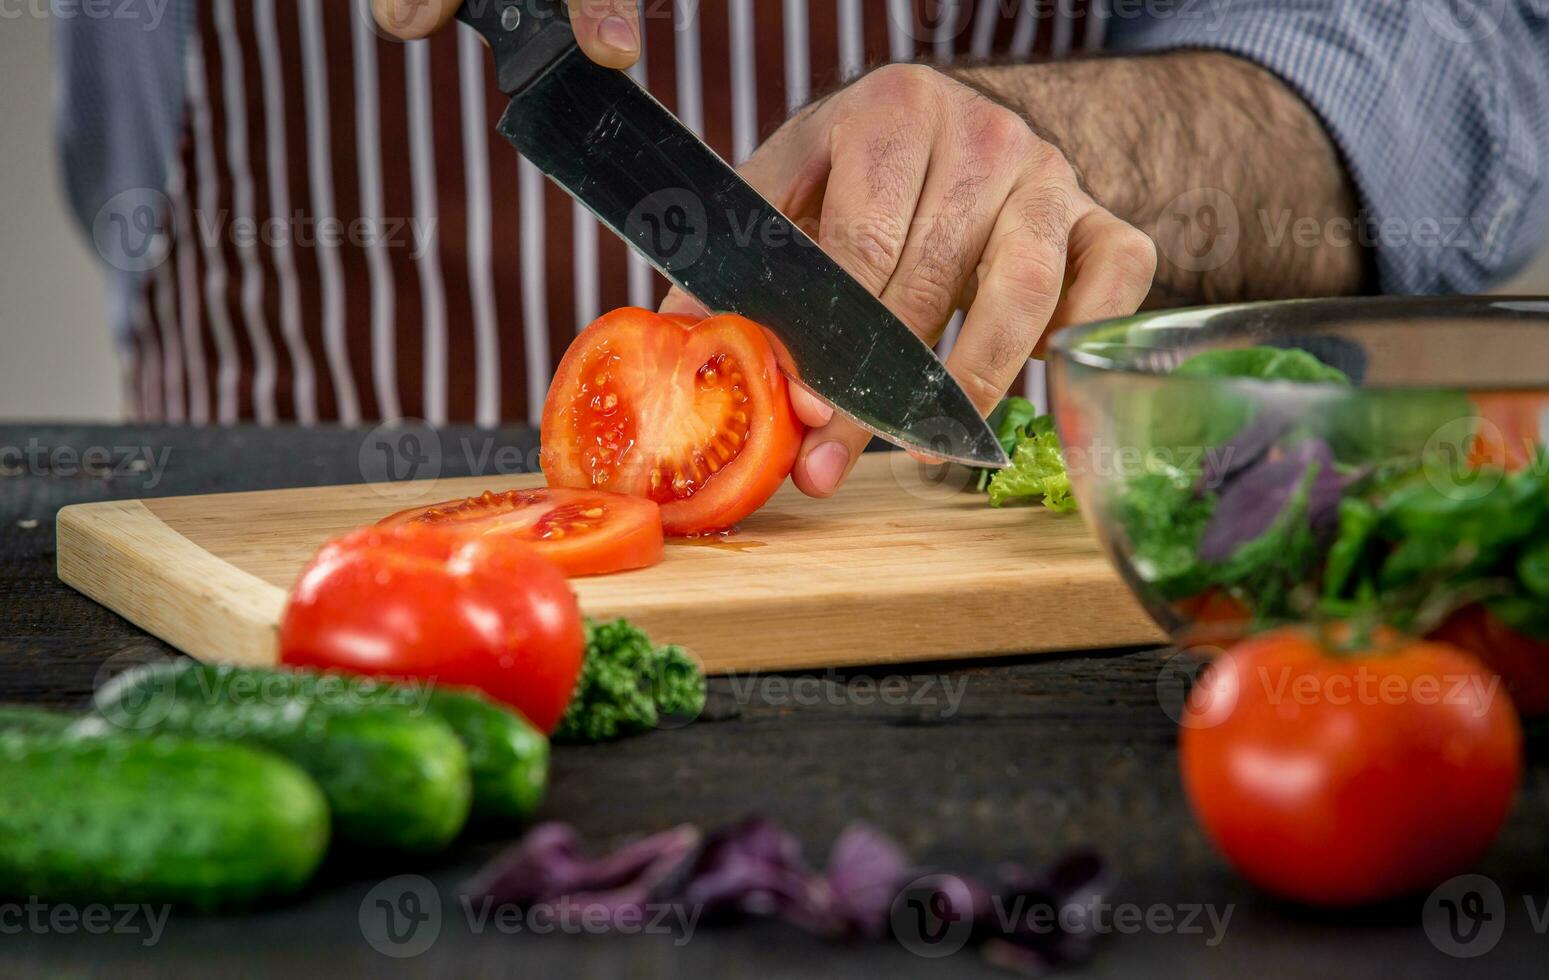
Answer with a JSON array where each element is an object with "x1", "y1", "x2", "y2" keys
[
  {"x1": 372, "y1": 0, "x2": 641, "y2": 68},
  {"x1": 664, "y1": 64, "x2": 1156, "y2": 498}
]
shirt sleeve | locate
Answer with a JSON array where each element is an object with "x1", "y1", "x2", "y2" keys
[
  {"x1": 1106, "y1": 1, "x2": 1549, "y2": 295},
  {"x1": 53, "y1": 0, "x2": 191, "y2": 341}
]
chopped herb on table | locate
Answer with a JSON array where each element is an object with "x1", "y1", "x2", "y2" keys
[{"x1": 553, "y1": 619, "x2": 707, "y2": 743}]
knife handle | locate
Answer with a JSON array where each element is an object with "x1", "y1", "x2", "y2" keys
[{"x1": 458, "y1": 0, "x2": 577, "y2": 96}]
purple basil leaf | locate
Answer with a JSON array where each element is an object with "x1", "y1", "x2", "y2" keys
[
  {"x1": 1009, "y1": 848, "x2": 1111, "y2": 940},
  {"x1": 465, "y1": 821, "x2": 701, "y2": 917},
  {"x1": 464, "y1": 816, "x2": 1109, "y2": 972},
  {"x1": 981, "y1": 849, "x2": 1110, "y2": 971},
  {"x1": 1197, "y1": 406, "x2": 1294, "y2": 492},
  {"x1": 893, "y1": 871, "x2": 996, "y2": 936},
  {"x1": 825, "y1": 822, "x2": 911, "y2": 938},
  {"x1": 1199, "y1": 439, "x2": 1349, "y2": 562},
  {"x1": 656, "y1": 815, "x2": 826, "y2": 925}
]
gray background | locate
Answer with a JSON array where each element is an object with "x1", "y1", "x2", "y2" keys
[{"x1": 3, "y1": 14, "x2": 1547, "y2": 422}]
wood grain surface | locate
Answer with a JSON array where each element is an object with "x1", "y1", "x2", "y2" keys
[
  {"x1": 10, "y1": 425, "x2": 1549, "y2": 978},
  {"x1": 56, "y1": 452, "x2": 1163, "y2": 672}
]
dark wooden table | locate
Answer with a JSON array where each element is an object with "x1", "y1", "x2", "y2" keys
[{"x1": 4, "y1": 424, "x2": 1546, "y2": 978}]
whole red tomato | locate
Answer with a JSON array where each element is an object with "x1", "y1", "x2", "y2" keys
[
  {"x1": 279, "y1": 523, "x2": 585, "y2": 732},
  {"x1": 1431, "y1": 603, "x2": 1549, "y2": 717},
  {"x1": 1179, "y1": 626, "x2": 1522, "y2": 906}
]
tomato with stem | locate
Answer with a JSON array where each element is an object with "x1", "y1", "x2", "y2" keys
[{"x1": 1179, "y1": 625, "x2": 1522, "y2": 906}]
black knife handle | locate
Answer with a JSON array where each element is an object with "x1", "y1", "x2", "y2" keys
[{"x1": 457, "y1": 0, "x2": 577, "y2": 95}]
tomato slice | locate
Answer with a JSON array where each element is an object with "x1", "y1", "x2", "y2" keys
[
  {"x1": 541, "y1": 308, "x2": 804, "y2": 535},
  {"x1": 378, "y1": 487, "x2": 664, "y2": 577}
]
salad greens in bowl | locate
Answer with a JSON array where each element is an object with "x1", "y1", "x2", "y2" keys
[{"x1": 1043, "y1": 296, "x2": 1549, "y2": 712}]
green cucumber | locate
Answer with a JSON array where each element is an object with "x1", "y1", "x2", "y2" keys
[
  {"x1": 94, "y1": 662, "x2": 547, "y2": 824},
  {"x1": 420, "y1": 688, "x2": 548, "y2": 822},
  {"x1": 291, "y1": 679, "x2": 548, "y2": 822},
  {"x1": 0, "y1": 730, "x2": 328, "y2": 909},
  {"x1": 89, "y1": 662, "x2": 471, "y2": 852}
]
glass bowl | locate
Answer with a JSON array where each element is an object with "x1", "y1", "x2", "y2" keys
[{"x1": 1045, "y1": 296, "x2": 1549, "y2": 711}]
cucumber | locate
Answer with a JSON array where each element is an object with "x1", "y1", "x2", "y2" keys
[
  {"x1": 89, "y1": 663, "x2": 472, "y2": 852},
  {"x1": 0, "y1": 730, "x2": 328, "y2": 909},
  {"x1": 94, "y1": 662, "x2": 548, "y2": 824},
  {"x1": 421, "y1": 688, "x2": 548, "y2": 822},
  {"x1": 291, "y1": 678, "x2": 548, "y2": 822}
]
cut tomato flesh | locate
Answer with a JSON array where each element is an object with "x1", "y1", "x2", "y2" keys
[
  {"x1": 377, "y1": 487, "x2": 664, "y2": 577},
  {"x1": 542, "y1": 309, "x2": 803, "y2": 535}
]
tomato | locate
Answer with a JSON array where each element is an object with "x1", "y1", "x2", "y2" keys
[
  {"x1": 378, "y1": 487, "x2": 664, "y2": 577},
  {"x1": 1173, "y1": 589, "x2": 1252, "y2": 650},
  {"x1": 279, "y1": 523, "x2": 585, "y2": 732},
  {"x1": 541, "y1": 308, "x2": 803, "y2": 535},
  {"x1": 1432, "y1": 603, "x2": 1549, "y2": 716},
  {"x1": 1179, "y1": 626, "x2": 1522, "y2": 906},
  {"x1": 1467, "y1": 392, "x2": 1544, "y2": 472}
]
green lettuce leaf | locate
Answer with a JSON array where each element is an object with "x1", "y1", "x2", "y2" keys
[
  {"x1": 1172, "y1": 346, "x2": 1352, "y2": 384},
  {"x1": 987, "y1": 421, "x2": 1075, "y2": 512},
  {"x1": 1111, "y1": 464, "x2": 1216, "y2": 599}
]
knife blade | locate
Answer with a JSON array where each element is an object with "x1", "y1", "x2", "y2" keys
[{"x1": 458, "y1": 0, "x2": 1008, "y2": 468}]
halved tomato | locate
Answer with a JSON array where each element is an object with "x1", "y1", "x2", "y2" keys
[
  {"x1": 541, "y1": 309, "x2": 803, "y2": 535},
  {"x1": 378, "y1": 487, "x2": 663, "y2": 577}
]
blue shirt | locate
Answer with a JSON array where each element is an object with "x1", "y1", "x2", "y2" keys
[
  {"x1": 1106, "y1": 0, "x2": 1549, "y2": 295},
  {"x1": 55, "y1": 0, "x2": 1549, "y2": 349}
]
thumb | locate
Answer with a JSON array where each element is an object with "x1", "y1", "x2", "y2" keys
[
  {"x1": 567, "y1": 0, "x2": 641, "y2": 69},
  {"x1": 371, "y1": 0, "x2": 459, "y2": 39}
]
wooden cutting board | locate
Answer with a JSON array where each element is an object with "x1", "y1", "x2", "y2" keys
[{"x1": 55, "y1": 452, "x2": 1164, "y2": 673}]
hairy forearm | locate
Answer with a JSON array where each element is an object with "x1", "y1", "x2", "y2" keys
[{"x1": 949, "y1": 51, "x2": 1371, "y2": 305}]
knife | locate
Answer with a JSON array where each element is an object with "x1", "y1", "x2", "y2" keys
[{"x1": 457, "y1": 0, "x2": 1008, "y2": 468}]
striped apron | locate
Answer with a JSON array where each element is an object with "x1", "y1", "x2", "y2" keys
[{"x1": 131, "y1": 0, "x2": 1101, "y2": 426}]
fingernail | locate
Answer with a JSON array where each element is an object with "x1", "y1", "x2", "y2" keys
[
  {"x1": 596, "y1": 14, "x2": 638, "y2": 55},
  {"x1": 805, "y1": 442, "x2": 851, "y2": 495}
]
